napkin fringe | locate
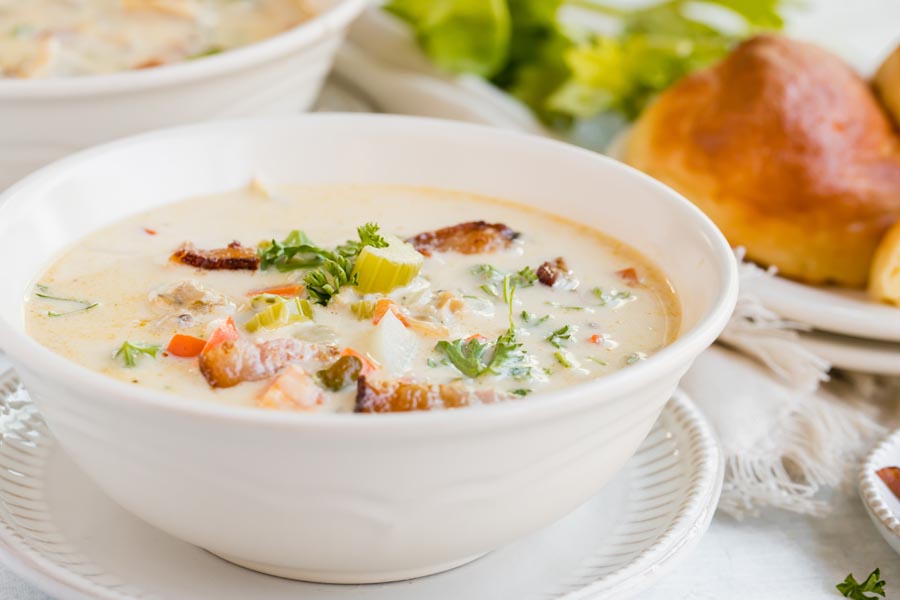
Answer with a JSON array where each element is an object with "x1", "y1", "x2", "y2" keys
[
  {"x1": 720, "y1": 391, "x2": 884, "y2": 519},
  {"x1": 719, "y1": 251, "x2": 830, "y2": 394}
]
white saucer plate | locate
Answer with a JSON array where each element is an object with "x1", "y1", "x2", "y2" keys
[
  {"x1": 860, "y1": 429, "x2": 900, "y2": 555},
  {"x1": 0, "y1": 370, "x2": 721, "y2": 600},
  {"x1": 796, "y1": 330, "x2": 900, "y2": 375},
  {"x1": 749, "y1": 275, "x2": 900, "y2": 343}
]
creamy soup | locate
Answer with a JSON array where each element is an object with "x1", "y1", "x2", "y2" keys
[
  {"x1": 26, "y1": 184, "x2": 680, "y2": 413},
  {"x1": 0, "y1": 0, "x2": 312, "y2": 78}
]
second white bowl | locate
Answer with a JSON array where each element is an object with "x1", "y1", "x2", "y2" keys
[{"x1": 0, "y1": 0, "x2": 367, "y2": 190}]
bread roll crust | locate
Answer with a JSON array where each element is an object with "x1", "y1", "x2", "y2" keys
[{"x1": 625, "y1": 35, "x2": 900, "y2": 287}]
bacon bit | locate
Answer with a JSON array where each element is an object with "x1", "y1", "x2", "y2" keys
[
  {"x1": 407, "y1": 221, "x2": 519, "y2": 257},
  {"x1": 199, "y1": 337, "x2": 338, "y2": 388},
  {"x1": 341, "y1": 347, "x2": 379, "y2": 374},
  {"x1": 877, "y1": 466, "x2": 900, "y2": 500},
  {"x1": 172, "y1": 241, "x2": 260, "y2": 271},
  {"x1": 202, "y1": 317, "x2": 239, "y2": 354},
  {"x1": 355, "y1": 377, "x2": 470, "y2": 413},
  {"x1": 246, "y1": 284, "x2": 304, "y2": 298},
  {"x1": 256, "y1": 365, "x2": 322, "y2": 411},
  {"x1": 355, "y1": 377, "x2": 511, "y2": 412},
  {"x1": 616, "y1": 267, "x2": 641, "y2": 287},
  {"x1": 587, "y1": 334, "x2": 606, "y2": 345},
  {"x1": 143, "y1": 227, "x2": 158, "y2": 236},
  {"x1": 537, "y1": 257, "x2": 569, "y2": 287}
]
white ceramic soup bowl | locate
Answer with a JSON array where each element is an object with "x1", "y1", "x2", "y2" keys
[
  {"x1": 0, "y1": 0, "x2": 367, "y2": 190},
  {"x1": 0, "y1": 115, "x2": 737, "y2": 584}
]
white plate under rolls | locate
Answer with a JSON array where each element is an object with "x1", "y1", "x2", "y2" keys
[{"x1": 0, "y1": 369, "x2": 722, "y2": 600}]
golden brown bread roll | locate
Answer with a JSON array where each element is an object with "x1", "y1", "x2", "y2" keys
[
  {"x1": 625, "y1": 35, "x2": 900, "y2": 288},
  {"x1": 875, "y1": 44, "x2": 900, "y2": 126}
]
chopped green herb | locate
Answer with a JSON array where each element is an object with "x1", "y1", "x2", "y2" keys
[
  {"x1": 472, "y1": 263, "x2": 538, "y2": 301},
  {"x1": 35, "y1": 284, "x2": 99, "y2": 316},
  {"x1": 587, "y1": 356, "x2": 608, "y2": 366},
  {"x1": 554, "y1": 350, "x2": 573, "y2": 368},
  {"x1": 545, "y1": 301, "x2": 585, "y2": 311},
  {"x1": 259, "y1": 224, "x2": 390, "y2": 305},
  {"x1": 625, "y1": 352, "x2": 647, "y2": 365},
  {"x1": 48, "y1": 302, "x2": 99, "y2": 318},
  {"x1": 480, "y1": 283, "x2": 499, "y2": 298},
  {"x1": 435, "y1": 312, "x2": 531, "y2": 380},
  {"x1": 426, "y1": 357, "x2": 440, "y2": 368},
  {"x1": 114, "y1": 341, "x2": 160, "y2": 368},
  {"x1": 511, "y1": 388, "x2": 532, "y2": 396},
  {"x1": 593, "y1": 287, "x2": 633, "y2": 307},
  {"x1": 546, "y1": 325, "x2": 572, "y2": 348},
  {"x1": 837, "y1": 569, "x2": 886, "y2": 599},
  {"x1": 521, "y1": 310, "x2": 550, "y2": 325},
  {"x1": 187, "y1": 47, "x2": 224, "y2": 60}
]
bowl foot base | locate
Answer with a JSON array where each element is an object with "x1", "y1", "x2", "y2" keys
[{"x1": 208, "y1": 550, "x2": 487, "y2": 584}]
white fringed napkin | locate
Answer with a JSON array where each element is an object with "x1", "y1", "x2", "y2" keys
[{"x1": 338, "y1": 11, "x2": 898, "y2": 517}]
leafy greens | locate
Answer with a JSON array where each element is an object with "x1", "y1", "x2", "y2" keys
[
  {"x1": 258, "y1": 223, "x2": 389, "y2": 306},
  {"x1": 385, "y1": 0, "x2": 786, "y2": 124}
]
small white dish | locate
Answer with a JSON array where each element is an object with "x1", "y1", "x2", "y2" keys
[
  {"x1": 859, "y1": 429, "x2": 900, "y2": 555},
  {"x1": 748, "y1": 274, "x2": 900, "y2": 343},
  {"x1": 796, "y1": 330, "x2": 900, "y2": 375},
  {"x1": 0, "y1": 370, "x2": 722, "y2": 600}
]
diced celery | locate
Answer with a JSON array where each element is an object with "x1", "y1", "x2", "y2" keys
[
  {"x1": 352, "y1": 235, "x2": 423, "y2": 294},
  {"x1": 245, "y1": 297, "x2": 313, "y2": 333}
]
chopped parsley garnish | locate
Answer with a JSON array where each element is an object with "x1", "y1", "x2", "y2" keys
[
  {"x1": 436, "y1": 285, "x2": 532, "y2": 379},
  {"x1": 521, "y1": 310, "x2": 550, "y2": 325},
  {"x1": 472, "y1": 264, "x2": 537, "y2": 298},
  {"x1": 625, "y1": 352, "x2": 647, "y2": 365},
  {"x1": 35, "y1": 284, "x2": 99, "y2": 317},
  {"x1": 593, "y1": 287, "x2": 633, "y2": 307},
  {"x1": 258, "y1": 223, "x2": 389, "y2": 306},
  {"x1": 554, "y1": 350, "x2": 574, "y2": 368},
  {"x1": 114, "y1": 341, "x2": 160, "y2": 368},
  {"x1": 587, "y1": 357, "x2": 608, "y2": 366},
  {"x1": 187, "y1": 47, "x2": 224, "y2": 60},
  {"x1": 511, "y1": 388, "x2": 531, "y2": 397},
  {"x1": 546, "y1": 325, "x2": 572, "y2": 348},
  {"x1": 545, "y1": 301, "x2": 585, "y2": 311},
  {"x1": 837, "y1": 569, "x2": 886, "y2": 599}
]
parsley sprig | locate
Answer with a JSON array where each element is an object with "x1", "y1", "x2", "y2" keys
[
  {"x1": 34, "y1": 284, "x2": 99, "y2": 318},
  {"x1": 471, "y1": 264, "x2": 537, "y2": 298},
  {"x1": 114, "y1": 341, "x2": 160, "y2": 368},
  {"x1": 436, "y1": 285, "x2": 532, "y2": 380},
  {"x1": 546, "y1": 325, "x2": 572, "y2": 348},
  {"x1": 837, "y1": 569, "x2": 886, "y2": 600},
  {"x1": 258, "y1": 223, "x2": 389, "y2": 306}
]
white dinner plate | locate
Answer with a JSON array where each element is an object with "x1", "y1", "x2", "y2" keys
[
  {"x1": 795, "y1": 330, "x2": 900, "y2": 375},
  {"x1": 747, "y1": 275, "x2": 900, "y2": 343},
  {"x1": 0, "y1": 369, "x2": 722, "y2": 600},
  {"x1": 860, "y1": 429, "x2": 900, "y2": 556}
]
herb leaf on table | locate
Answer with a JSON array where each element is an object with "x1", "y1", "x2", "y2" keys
[{"x1": 836, "y1": 568, "x2": 886, "y2": 599}]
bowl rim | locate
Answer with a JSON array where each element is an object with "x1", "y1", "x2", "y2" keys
[
  {"x1": 0, "y1": 0, "x2": 368, "y2": 98},
  {"x1": 0, "y1": 113, "x2": 739, "y2": 430}
]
